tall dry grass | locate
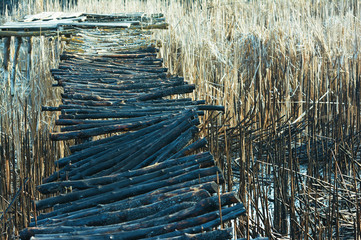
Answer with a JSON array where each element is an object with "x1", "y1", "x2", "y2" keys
[
  {"x1": 158, "y1": 1, "x2": 361, "y2": 239},
  {"x1": 0, "y1": 1, "x2": 71, "y2": 238},
  {"x1": 1, "y1": 0, "x2": 361, "y2": 239}
]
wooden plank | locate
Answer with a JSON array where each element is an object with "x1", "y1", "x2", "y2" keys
[
  {"x1": 0, "y1": 17, "x2": 86, "y2": 30},
  {"x1": 23, "y1": 12, "x2": 84, "y2": 22},
  {"x1": 23, "y1": 12, "x2": 56, "y2": 21},
  {"x1": 83, "y1": 12, "x2": 164, "y2": 20},
  {"x1": 63, "y1": 22, "x2": 132, "y2": 28},
  {"x1": 0, "y1": 29, "x2": 74, "y2": 37},
  {"x1": 0, "y1": 21, "x2": 132, "y2": 32},
  {"x1": 4, "y1": 18, "x2": 83, "y2": 26},
  {"x1": 135, "y1": 22, "x2": 169, "y2": 29}
]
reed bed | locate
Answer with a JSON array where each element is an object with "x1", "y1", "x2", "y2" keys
[
  {"x1": 0, "y1": 36, "x2": 66, "y2": 238},
  {"x1": 158, "y1": 1, "x2": 361, "y2": 238},
  {"x1": 1, "y1": 0, "x2": 361, "y2": 239},
  {"x1": 0, "y1": 1, "x2": 69, "y2": 238}
]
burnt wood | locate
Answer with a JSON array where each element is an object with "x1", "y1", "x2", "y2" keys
[
  {"x1": 17, "y1": 15, "x2": 252, "y2": 240},
  {"x1": 34, "y1": 181, "x2": 220, "y2": 224}
]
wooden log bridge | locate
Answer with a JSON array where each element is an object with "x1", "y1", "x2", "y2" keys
[{"x1": 2, "y1": 12, "x2": 250, "y2": 239}]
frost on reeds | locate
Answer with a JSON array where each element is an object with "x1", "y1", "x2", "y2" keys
[{"x1": 1, "y1": 0, "x2": 361, "y2": 239}]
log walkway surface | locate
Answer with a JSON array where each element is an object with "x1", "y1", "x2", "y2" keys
[{"x1": 1, "y1": 12, "x2": 253, "y2": 240}]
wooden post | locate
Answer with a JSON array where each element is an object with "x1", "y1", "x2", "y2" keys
[
  {"x1": 2, "y1": 37, "x2": 11, "y2": 90},
  {"x1": 10, "y1": 37, "x2": 22, "y2": 96},
  {"x1": 26, "y1": 37, "x2": 33, "y2": 106},
  {"x1": 26, "y1": 37, "x2": 32, "y2": 85}
]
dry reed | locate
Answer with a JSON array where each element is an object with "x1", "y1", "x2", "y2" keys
[{"x1": 1, "y1": 0, "x2": 361, "y2": 239}]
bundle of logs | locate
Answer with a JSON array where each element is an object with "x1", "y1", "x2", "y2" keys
[{"x1": 19, "y1": 16, "x2": 250, "y2": 240}]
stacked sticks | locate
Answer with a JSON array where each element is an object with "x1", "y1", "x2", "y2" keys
[{"x1": 19, "y1": 23, "x2": 246, "y2": 240}]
